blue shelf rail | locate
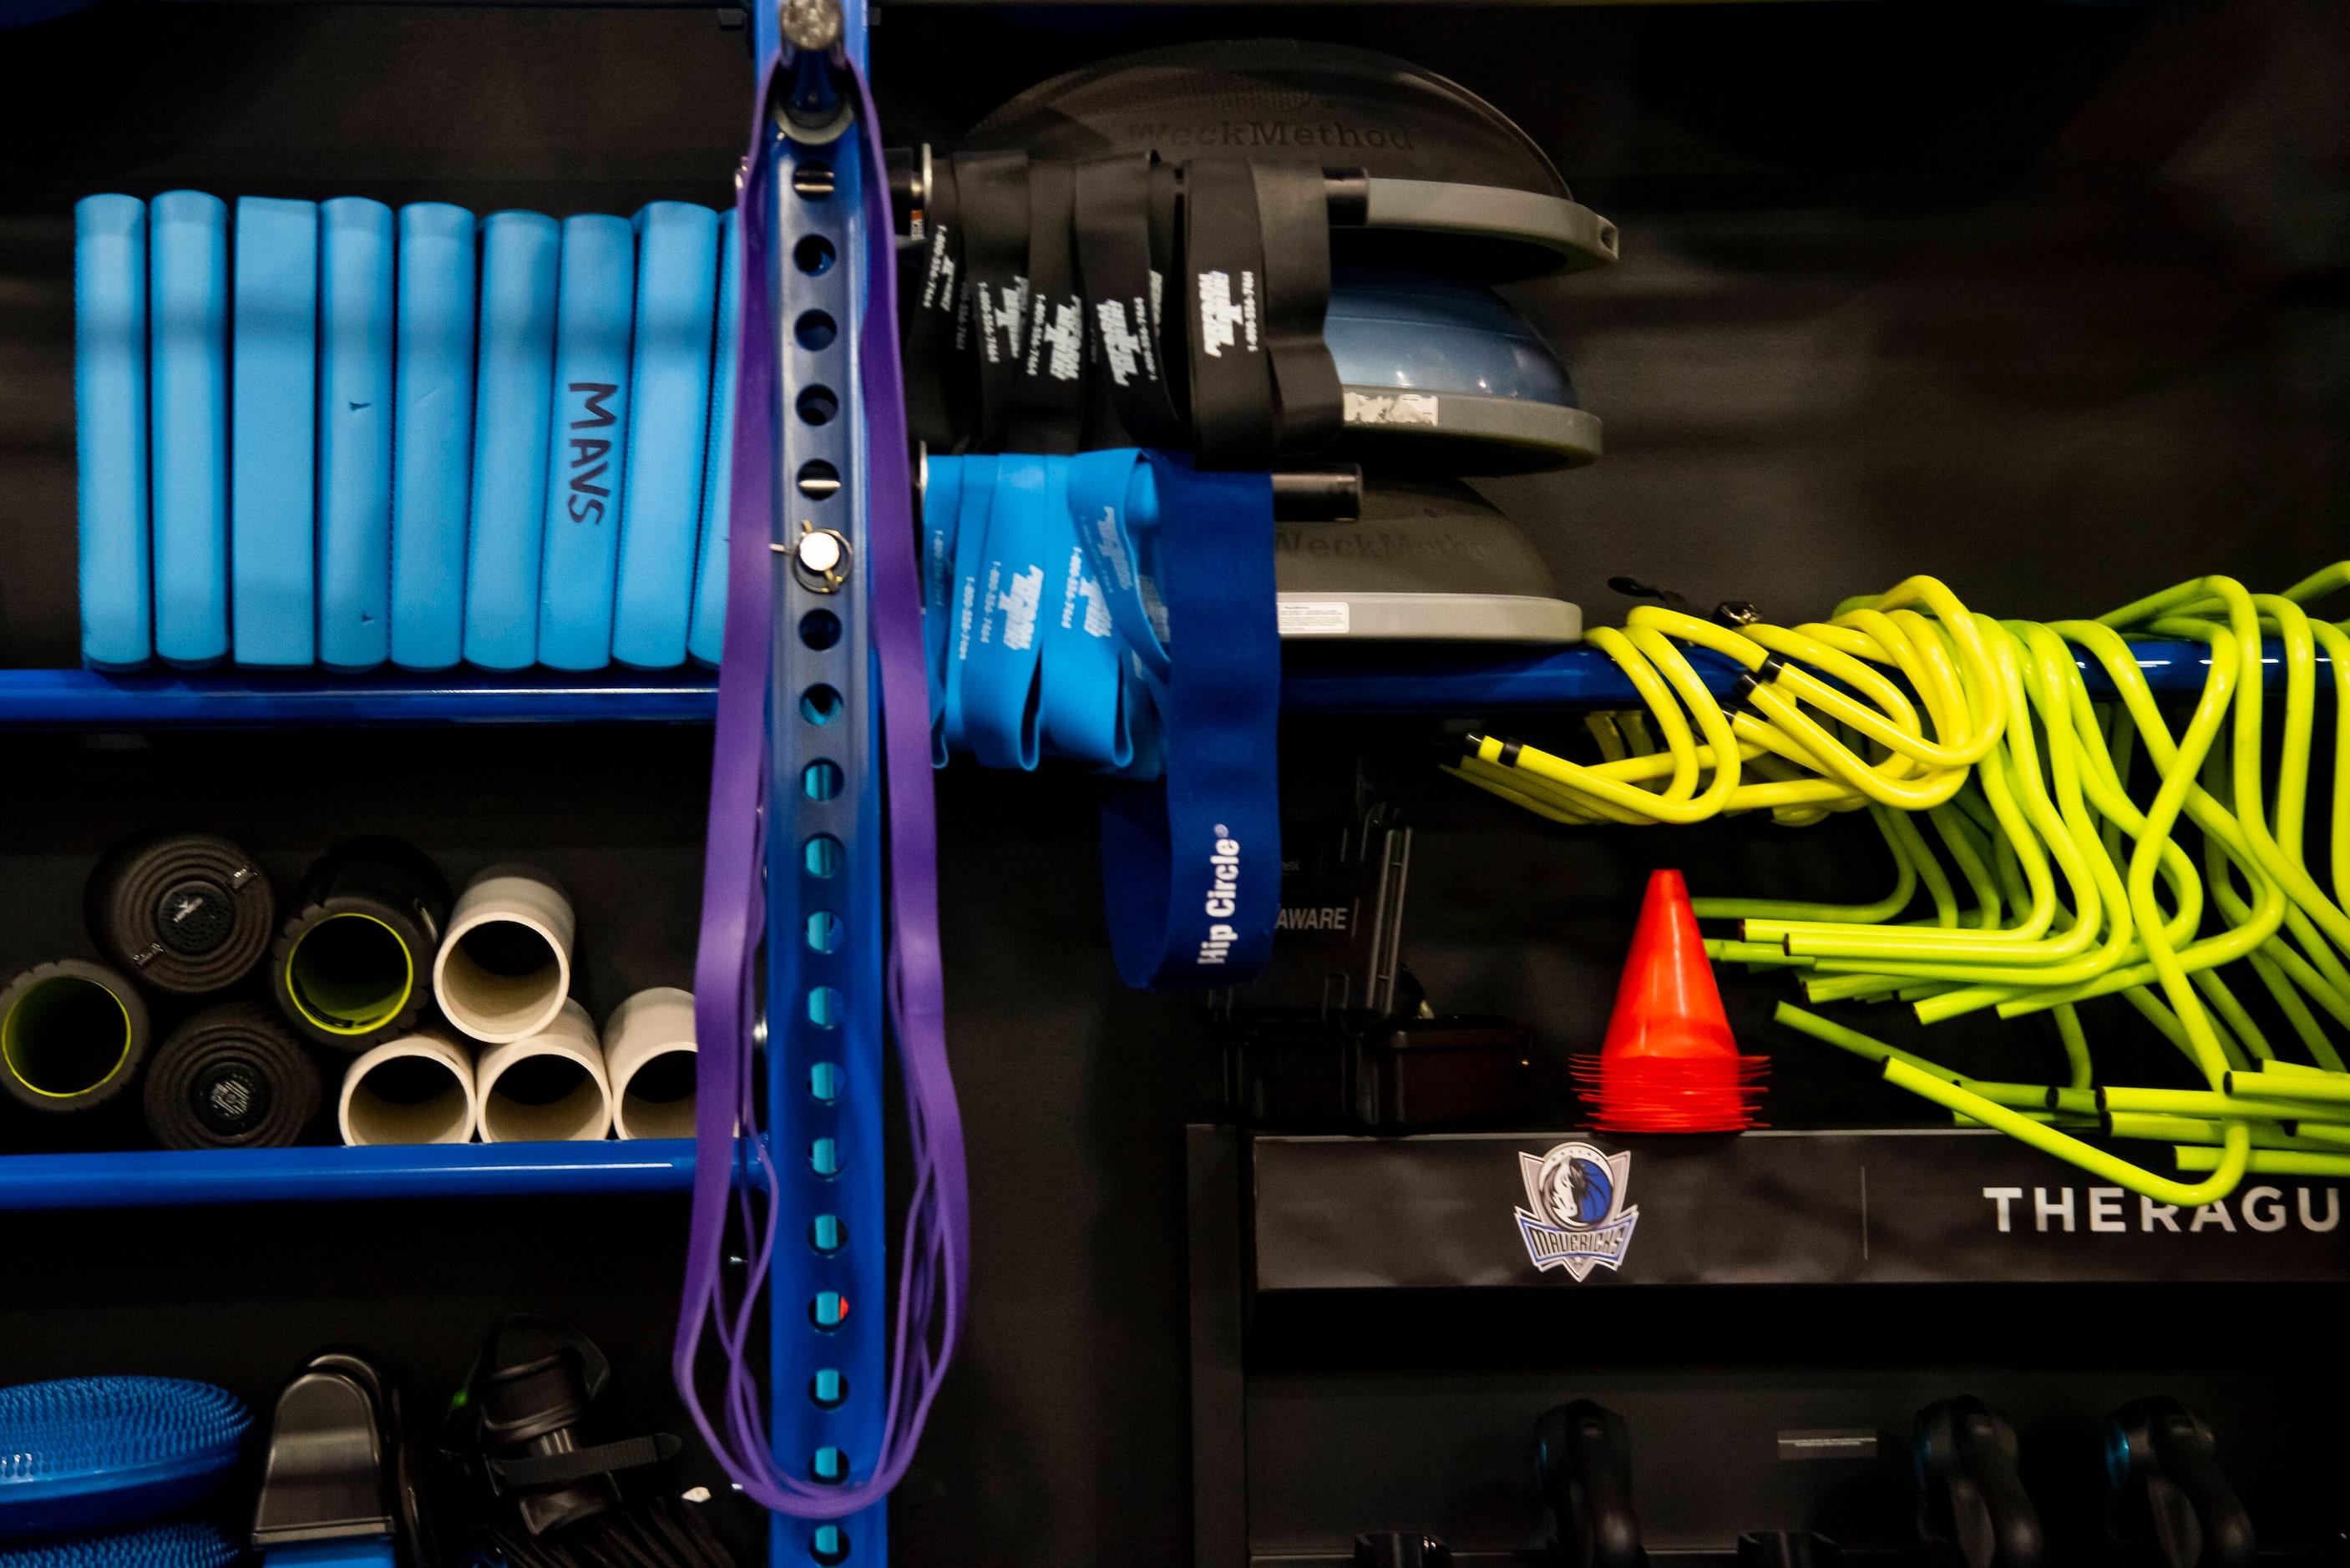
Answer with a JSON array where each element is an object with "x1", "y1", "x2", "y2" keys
[
  {"x1": 0, "y1": 638, "x2": 2315, "y2": 726},
  {"x1": 0, "y1": 1139, "x2": 696, "y2": 1210},
  {"x1": 1275, "y1": 636, "x2": 2332, "y2": 713},
  {"x1": 0, "y1": 666, "x2": 719, "y2": 726}
]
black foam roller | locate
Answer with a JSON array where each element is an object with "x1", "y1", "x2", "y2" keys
[
  {"x1": 0, "y1": 958, "x2": 151, "y2": 1113},
  {"x1": 85, "y1": 832, "x2": 277, "y2": 994},
  {"x1": 270, "y1": 837, "x2": 452, "y2": 1051},
  {"x1": 144, "y1": 1002, "x2": 322, "y2": 1150}
]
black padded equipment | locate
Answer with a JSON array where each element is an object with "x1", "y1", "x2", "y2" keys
[
  {"x1": 0, "y1": 957, "x2": 149, "y2": 1114},
  {"x1": 1913, "y1": 1397, "x2": 2045, "y2": 1568},
  {"x1": 269, "y1": 838, "x2": 451, "y2": 1052},
  {"x1": 960, "y1": 39, "x2": 1618, "y2": 281},
  {"x1": 86, "y1": 832, "x2": 276, "y2": 995},
  {"x1": 1537, "y1": 1399, "x2": 1648, "y2": 1568},
  {"x1": 144, "y1": 1002, "x2": 322, "y2": 1150},
  {"x1": 2104, "y1": 1398, "x2": 2256, "y2": 1568}
]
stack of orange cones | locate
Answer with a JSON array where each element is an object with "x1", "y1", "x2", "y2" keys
[{"x1": 1573, "y1": 868, "x2": 1766, "y2": 1132}]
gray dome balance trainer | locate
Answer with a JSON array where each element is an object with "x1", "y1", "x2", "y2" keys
[
  {"x1": 1275, "y1": 475, "x2": 1581, "y2": 645},
  {"x1": 961, "y1": 39, "x2": 1619, "y2": 282}
]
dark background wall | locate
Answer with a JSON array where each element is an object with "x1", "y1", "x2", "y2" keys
[{"x1": 1, "y1": 3, "x2": 2347, "y2": 1566}]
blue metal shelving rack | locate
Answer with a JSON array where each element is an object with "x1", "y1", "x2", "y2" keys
[
  {"x1": 0, "y1": 1139, "x2": 696, "y2": 1210},
  {"x1": 0, "y1": 637, "x2": 2311, "y2": 728},
  {"x1": 754, "y1": 7, "x2": 887, "y2": 1565}
]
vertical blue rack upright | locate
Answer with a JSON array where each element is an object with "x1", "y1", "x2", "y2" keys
[{"x1": 755, "y1": 4, "x2": 889, "y2": 1565}]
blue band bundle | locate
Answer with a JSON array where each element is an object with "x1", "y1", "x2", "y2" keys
[
  {"x1": 1065, "y1": 448, "x2": 1167, "y2": 683},
  {"x1": 959, "y1": 454, "x2": 1051, "y2": 771},
  {"x1": 939, "y1": 453, "x2": 996, "y2": 757},
  {"x1": 920, "y1": 452, "x2": 964, "y2": 765},
  {"x1": 922, "y1": 448, "x2": 1277, "y2": 988}
]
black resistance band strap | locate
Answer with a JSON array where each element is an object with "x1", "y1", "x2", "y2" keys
[
  {"x1": 1074, "y1": 154, "x2": 1188, "y2": 449},
  {"x1": 1180, "y1": 157, "x2": 1276, "y2": 471},
  {"x1": 1249, "y1": 160, "x2": 1343, "y2": 455},
  {"x1": 902, "y1": 153, "x2": 971, "y2": 450},
  {"x1": 1012, "y1": 158, "x2": 1086, "y2": 456},
  {"x1": 955, "y1": 149, "x2": 1031, "y2": 452},
  {"x1": 1148, "y1": 158, "x2": 1188, "y2": 427}
]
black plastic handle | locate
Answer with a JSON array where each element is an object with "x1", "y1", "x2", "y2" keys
[
  {"x1": 1272, "y1": 465, "x2": 1364, "y2": 522},
  {"x1": 1913, "y1": 1397, "x2": 2045, "y2": 1568},
  {"x1": 2106, "y1": 1398, "x2": 2256, "y2": 1568},
  {"x1": 1536, "y1": 1399, "x2": 1649, "y2": 1568}
]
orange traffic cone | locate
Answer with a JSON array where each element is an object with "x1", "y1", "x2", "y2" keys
[{"x1": 1573, "y1": 868, "x2": 1765, "y2": 1132}]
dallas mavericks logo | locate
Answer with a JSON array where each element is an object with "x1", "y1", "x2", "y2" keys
[{"x1": 1515, "y1": 1141, "x2": 1639, "y2": 1281}]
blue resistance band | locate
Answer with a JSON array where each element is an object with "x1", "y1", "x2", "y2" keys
[
  {"x1": 924, "y1": 448, "x2": 1276, "y2": 986},
  {"x1": 921, "y1": 453, "x2": 965, "y2": 766},
  {"x1": 959, "y1": 454, "x2": 1050, "y2": 771},
  {"x1": 933, "y1": 453, "x2": 1139, "y2": 773},
  {"x1": 941, "y1": 453, "x2": 997, "y2": 756},
  {"x1": 1065, "y1": 448, "x2": 1169, "y2": 684},
  {"x1": 1036, "y1": 461, "x2": 1130, "y2": 770},
  {"x1": 1097, "y1": 453, "x2": 1278, "y2": 988}
]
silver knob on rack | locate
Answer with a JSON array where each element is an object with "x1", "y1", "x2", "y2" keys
[
  {"x1": 779, "y1": 0, "x2": 842, "y2": 52},
  {"x1": 779, "y1": 525, "x2": 854, "y2": 593}
]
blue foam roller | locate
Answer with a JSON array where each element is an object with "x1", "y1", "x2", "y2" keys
[
  {"x1": 463, "y1": 210, "x2": 560, "y2": 670},
  {"x1": 229, "y1": 196, "x2": 317, "y2": 669},
  {"x1": 389, "y1": 203, "x2": 478, "y2": 671},
  {"x1": 537, "y1": 214, "x2": 636, "y2": 672},
  {"x1": 317, "y1": 197, "x2": 396, "y2": 672},
  {"x1": 0, "y1": 1377, "x2": 250, "y2": 1541},
  {"x1": 610, "y1": 201, "x2": 719, "y2": 670},
  {"x1": 147, "y1": 191, "x2": 229, "y2": 668},
  {"x1": 686, "y1": 208, "x2": 740, "y2": 670},
  {"x1": 73, "y1": 195, "x2": 150, "y2": 671}
]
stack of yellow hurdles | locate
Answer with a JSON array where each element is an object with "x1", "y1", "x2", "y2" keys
[{"x1": 1451, "y1": 567, "x2": 2350, "y2": 1206}]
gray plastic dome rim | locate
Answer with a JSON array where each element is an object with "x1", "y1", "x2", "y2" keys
[
  {"x1": 956, "y1": 38, "x2": 1622, "y2": 281},
  {"x1": 1362, "y1": 179, "x2": 1620, "y2": 278},
  {"x1": 1270, "y1": 471, "x2": 1582, "y2": 645},
  {"x1": 1340, "y1": 388, "x2": 1604, "y2": 474}
]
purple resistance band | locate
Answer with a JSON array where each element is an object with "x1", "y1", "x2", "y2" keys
[{"x1": 676, "y1": 40, "x2": 970, "y2": 1518}]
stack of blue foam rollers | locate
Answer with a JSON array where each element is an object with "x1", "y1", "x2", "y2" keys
[{"x1": 73, "y1": 192, "x2": 745, "y2": 674}]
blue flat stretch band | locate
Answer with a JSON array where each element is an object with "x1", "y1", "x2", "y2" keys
[
  {"x1": 959, "y1": 453, "x2": 1051, "y2": 771},
  {"x1": 1064, "y1": 448, "x2": 1169, "y2": 683},
  {"x1": 940, "y1": 453, "x2": 999, "y2": 758},
  {"x1": 921, "y1": 454, "x2": 965, "y2": 766},
  {"x1": 1098, "y1": 453, "x2": 1278, "y2": 989},
  {"x1": 1036, "y1": 461, "x2": 1129, "y2": 769}
]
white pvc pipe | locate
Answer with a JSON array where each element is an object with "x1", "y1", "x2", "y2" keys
[
  {"x1": 475, "y1": 998, "x2": 611, "y2": 1143},
  {"x1": 603, "y1": 986, "x2": 696, "y2": 1141},
  {"x1": 433, "y1": 865, "x2": 575, "y2": 1044},
  {"x1": 339, "y1": 1030, "x2": 479, "y2": 1146}
]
